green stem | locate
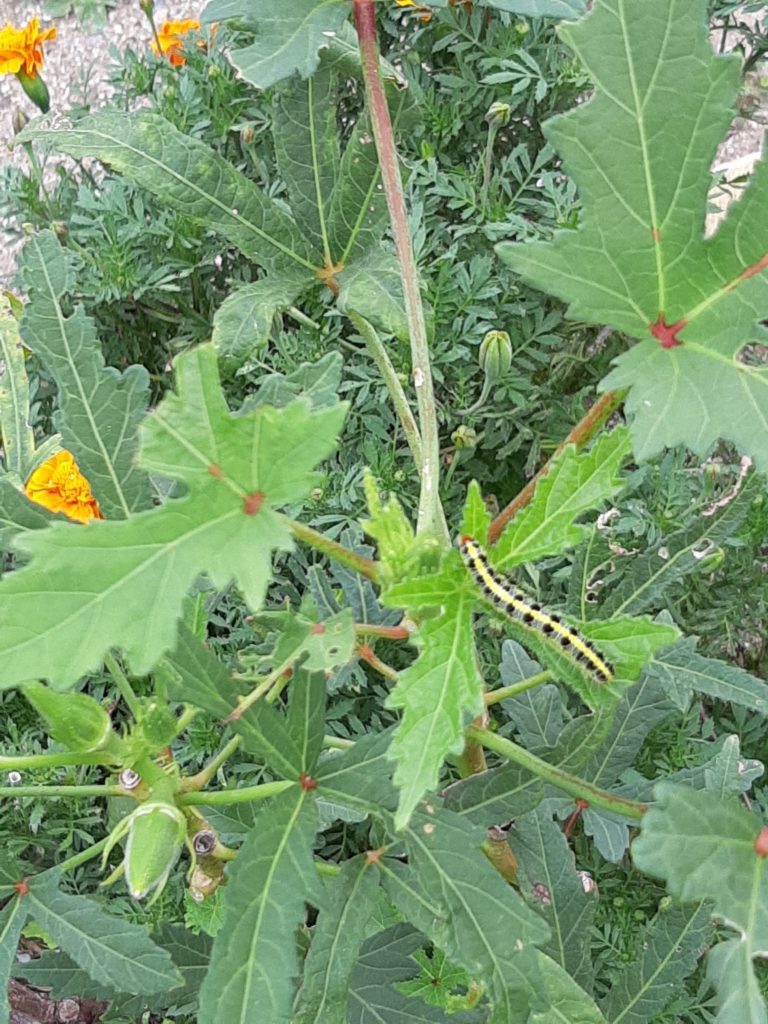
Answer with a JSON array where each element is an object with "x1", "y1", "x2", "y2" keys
[
  {"x1": 56, "y1": 836, "x2": 111, "y2": 876},
  {"x1": 323, "y1": 735, "x2": 356, "y2": 750},
  {"x1": 230, "y1": 653, "x2": 298, "y2": 719},
  {"x1": 287, "y1": 306, "x2": 321, "y2": 331},
  {"x1": 104, "y1": 651, "x2": 142, "y2": 718},
  {"x1": 283, "y1": 516, "x2": 380, "y2": 581},
  {"x1": 353, "y1": 0, "x2": 447, "y2": 543},
  {"x1": 481, "y1": 123, "x2": 499, "y2": 211},
  {"x1": 466, "y1": 726, "x2": 647, "y2": 821},
  {"x1": 0, "y1": 785, "x2": 124, "y2": 799},
  {"x1": 175, "y1": 706, "x2": 199, "y2": 735},
  {"x1": 0, "y1": 751, "x2": 117, "y2": 771},
  {"x1": 347, "y1": 311, "x2": 423, "y2": 470},
  {"x1": 485, "y1": 671, "x2": 551, "y2": 706},
  {"x1": 178, "y1": 780, "x2": 295, "y2": 807},
  {"x1": 22, "y1": 143, "x2": 55, "y2": 218},
  {"x1": 457, "y1": 377, "x2": 491, "y2": 417},
  {"x1": 186, "y1": 736, "x2": 241, "y2": 790}
]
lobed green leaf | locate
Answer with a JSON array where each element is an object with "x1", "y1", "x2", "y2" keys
[
  {"x1": 20, "y1": 113, "x2": 319, "y2": 276},
  {"x1": 0, "y1": 345, "x2": 346, "y2": 688},
  {"x1": 24, "y1": 874, "x2": 181, "y2": 995},
  {"x1": 498, "y1": 0, "x2": 768, "y2": 468},
  {"x1": 492, "y1": 429, "x2": 632, "y2": 571},
  {"x1": 198, "y1": 790, "x2": 321, "y2": 1024}
]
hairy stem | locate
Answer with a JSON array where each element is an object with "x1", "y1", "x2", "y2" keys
[
  {"x1": 0, "y1": 784, "x2": 124, "y2": 799},
  {"x1": 485, "y1": 671, "x2": 552, "y2": 706},
  {"x1": 353, "y1": 0, "x2": 447, "y2": 542},
  {"x1": 104, "y1": 651, "x2": 142, "y2": 718},
  {"x1": 179, "y1": 780, "x2": 295, "y2": 807},
  {"x1": 0, "y1": 751, "x2": 117, "y2": 771},
  {"x1": 56, "y1": 836, "x2": 111, "y2": 876},
  {"x1": 183, "y1": 736, "x2": 242, "y2": 791},
  {"x1": 347, "y1": 311, "x2": 423, "y2": 470},
  {"x1": 488, "y1": 389, "x2": 626, "y2": 544},
  {"x1": 284, "y1": 516, "x2": 380, "y2": 581},
  {"x1": 466, "y1": 725, "x2": 647, "y2": 821},
  {"x1": 354, "y1": 622, "x2": 410, "y2": 640}
]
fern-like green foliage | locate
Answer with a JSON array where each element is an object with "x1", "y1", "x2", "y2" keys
[
  {"x1": 20, "y1": 52, "x2": 415, "y2": 371},
  {"x1": 498, "y1": 0, "x2": 768, "y2": 469},
  {"x1": 20, "y1": 231, "x2": 152, "y2": 517},
  {"x1": 0, "y1": 345, "x2": 347, "y2": 688}
]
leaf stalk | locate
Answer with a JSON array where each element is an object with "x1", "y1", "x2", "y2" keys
[{"x1": 466, "y1": 725, "x2": 647, "y2": 821}]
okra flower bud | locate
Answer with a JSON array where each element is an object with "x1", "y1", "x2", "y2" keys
[
  {"x1": 134, "y1": 698, "x2": 177, "y2": 752},
  {"x1": 23, "y1": 682, "x2": 114, "y2": 753},
  {"x1": 124, "y1": 801, "x2": 186, "y2": 900}
]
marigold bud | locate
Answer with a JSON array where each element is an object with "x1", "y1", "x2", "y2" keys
[
  {"x1": 479, "y1": 330, "x2": 512, "y2": 384},
  {"x1": 452, "y1": 425, "x2": 477, "y2": 450},
  {"x1": 485, "y1": 101, "x2": 511, "y2": 128},
  {"x1": 11, "y1": 109, "x2": 28, "y2": 136}
]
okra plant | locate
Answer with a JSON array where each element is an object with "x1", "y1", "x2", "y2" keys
[{"x1": 1, "y1": 0, "x2": 768, "y2": 1022}]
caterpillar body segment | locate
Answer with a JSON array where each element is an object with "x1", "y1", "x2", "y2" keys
[{"x1": 459, "y1": 535, "x2": 615, "y2": 684}]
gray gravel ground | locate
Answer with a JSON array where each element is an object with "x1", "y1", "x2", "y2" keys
[{"x1": 0, "y1": 0, "x2": 196, "y2": 287}]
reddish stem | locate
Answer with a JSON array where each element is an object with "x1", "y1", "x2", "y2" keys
[
  {"x1": 353, "y1": 0, "x2": 445, "y2": 540},
  {"x1": 488, "y1": 389, "x2": 626, "y2": 545}
]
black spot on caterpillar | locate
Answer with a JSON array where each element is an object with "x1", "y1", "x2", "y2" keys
[{"x1": 459, "y1": 535, "x2": 615, "y2": 684}]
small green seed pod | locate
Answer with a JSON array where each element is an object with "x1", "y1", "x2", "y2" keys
[
  {"x1": 23, "y1": 682, "x2": 114, "y2": 753},
  {"x1": 478, "y1": 330, "x2": 513, "y2": 385},
  {"x1": 124, "y1": 801, "x2": 186, "y2": 901}
]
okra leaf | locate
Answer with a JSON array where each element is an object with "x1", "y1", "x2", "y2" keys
[
  {"x1": 0, "y1": 345, "x2": 346, "y2": 688},
  {"x1": 498, "y1": 0, "x2": 768, "y2": 469}
]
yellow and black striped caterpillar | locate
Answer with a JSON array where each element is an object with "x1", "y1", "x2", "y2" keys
[{"x1": 459, "y1": 535, "x2": 615, "y2": 684}]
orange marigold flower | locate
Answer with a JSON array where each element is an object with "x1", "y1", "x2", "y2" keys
[
  {"x1": 0, "y1": 18, "x2": 57, "y2": 79},
  {"x1": 394, "y1": 0, "x2": 432, "y2": 22},
  {"x1": 151, "y1": 19, "x2": 200, "y2": 67},
  {"x1": 25, "y1": 450, "x2": 102, "y2": 524}
]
